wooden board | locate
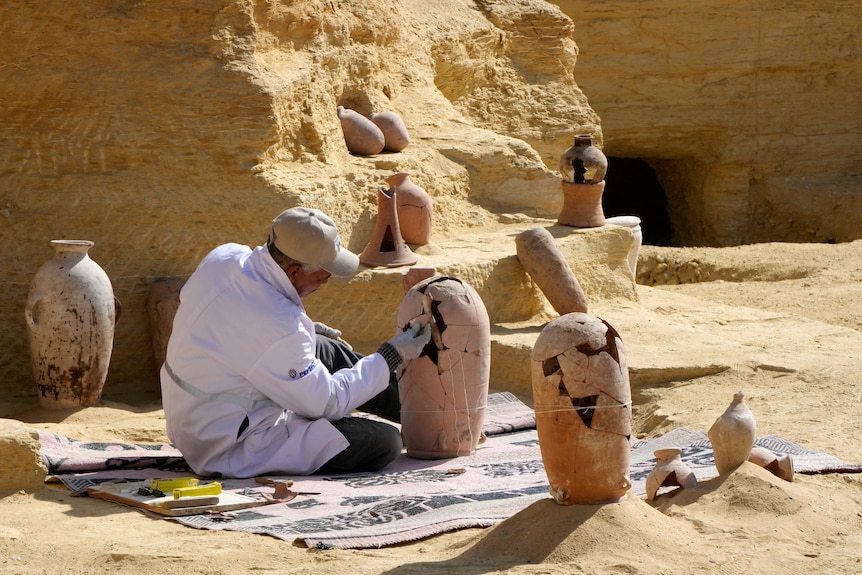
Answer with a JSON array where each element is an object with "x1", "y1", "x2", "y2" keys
[{"x1": 88, "y1": 481, "x2": 271, "y2": 517}]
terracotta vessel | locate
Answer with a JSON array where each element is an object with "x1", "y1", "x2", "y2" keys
[
  {"x1": 25, "y1": 240, "x2": 117, "y2": 408},
  {"x1": 559, "y1": 134, "x2": 607, "y2": 184},
  {"x1": 645, "y1": 448, "x2": 698, "y2": 501},
  {"x1": 558, "y1": 180, "x2": 607, "y2": 228},
  {"x1": 370, "y1": 111, "x2": 410, "y2": 152},
  {"x1": 396, "y1": 276, "x2": 491, "y2": 459},
  {"x1": 146, "y1": 278, "x2": 184, "y2": 375},
  {"x1": 531, "y1": 313, "x2": 632, "y2": 505},
  {"x1": 515, "y1": 227, "x2": 589, "y2": 315},
  {"x1": 337, "y1": 106, "x2": 385, "y2": 156},
  {"x1": 402, "y1": 267, "x2": 436, "y2": 294},
  {"x1": 605, "y1": 215, "x2": 643, "y2": 278},
  {"x1": 387, "y1": 172, "x2": 432, "y2": 245},
  {"x1": 748, "y1": 446, "x2": 794, "y2": 482},
  {"x1": 708, "y1": 391, "x2": 757, "y2": 474},
  {"x1": 359, "y1": 186, "x2": 418, "y2": 268}
]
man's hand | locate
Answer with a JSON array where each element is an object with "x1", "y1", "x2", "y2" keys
[
  {"x1": 387, "y1": 322, "x2": 432, "y2": 362},
  {"x1": 314, "y1": 321, "x2": 352, "y2": 350}
]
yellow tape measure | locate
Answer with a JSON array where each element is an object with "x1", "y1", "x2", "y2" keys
[{"x1": 173, "y1": 482, "x2": 223, "y2": 500}]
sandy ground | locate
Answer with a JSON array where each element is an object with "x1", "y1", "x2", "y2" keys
[{"x1": 2, "y1": 240, "x2": 862, "y2": 575}]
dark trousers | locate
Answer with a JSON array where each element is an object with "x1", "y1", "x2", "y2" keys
[{"x1": 313, "y1": 336, "x2": 403, "y2": 474}]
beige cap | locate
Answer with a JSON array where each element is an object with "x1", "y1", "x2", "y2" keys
[{"x1": 269, "y1": 207, "x2": 360, "y2": 278}]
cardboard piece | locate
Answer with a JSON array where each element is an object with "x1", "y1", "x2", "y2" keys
[{"x1": 87, "y1": 480, "x2": 271, "y2": 517}]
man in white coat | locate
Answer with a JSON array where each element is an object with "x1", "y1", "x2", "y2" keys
[{"x1": 160, "y1": 207, "x2": 431, "y2": 478}]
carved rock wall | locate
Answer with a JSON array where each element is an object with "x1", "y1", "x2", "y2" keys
[{"x1": 554, "y1": 0, "x2": 862, "y2": 246}]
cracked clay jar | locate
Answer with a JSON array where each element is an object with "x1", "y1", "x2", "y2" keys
[
  {"x1": 396, "y1": 276, "x2": 491, "y2": 459},
  {"x1": 531, "y1": 312, "x2": 632, "y2": 505}
]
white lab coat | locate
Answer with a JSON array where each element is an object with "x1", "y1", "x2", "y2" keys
[{"x1": 160, "y1": 243, "x2": 391, "y2": 477}]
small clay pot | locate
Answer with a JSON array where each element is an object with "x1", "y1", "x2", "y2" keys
[
  {"x1": 645, "y1": 448, "x2": 698, "y2": 500},
  {"x1": 370, "y1": 111, "x2": 410, "y2": 152},
  {"x1": 515, "y1": 227, "x2": 589, "y2": 315},
  {"x1": 337, "y1": 106, "x2": 385, "y2": 156}
]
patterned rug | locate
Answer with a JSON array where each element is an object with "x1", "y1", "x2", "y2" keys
[{"x1": 41, "y1": 394, "x2": 861, "y2": 549}]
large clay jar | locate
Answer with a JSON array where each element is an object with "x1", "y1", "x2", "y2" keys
[
  {"x1": 146, "y1": 278, "x2": 184, "y2": 376},
  {"x1": 370, "y1": 111, "x2": 410, "y2": 152},
  {"x1": 337, "y1": 106, "x2": 385, "y2": 156},
  {"x1": 559, "y1": 134, "x2": 607, "y2": 185},
  {"x1": 25, "y1": 240, "x2": 117, "y2": 408},
  {"x1": 531, "y1": 313, "x2": 632, "y2": 505},
  {"x1": 396, "y1": 276, "x2": 491, "y2": 459},
  {"x1": 387, "y1": 172, "x2": 432, "y2": 245},
  {"x1": 558, "y1": 134, "x2": 608, "y2": 228},
  {"x1": 645, "y1": 448, "x2": 698, "y2": 501},
  {"x1": 515, "y1": 227, "x2": 589, "y2": 315},
  {"x1": 359, "y1": 186, "x2": 419, "y2": 268},
  {"x1": 708, "y1": 391, "x2": 757, "y2": 474}
]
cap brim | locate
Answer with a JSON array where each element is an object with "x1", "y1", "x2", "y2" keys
[{"x1": 320, "y1": 247, "x2": 360, "y2": 278}]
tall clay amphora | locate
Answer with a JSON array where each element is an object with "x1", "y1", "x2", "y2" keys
[
  {"x1": 337, "y1": 106, "x2": 385, "y2": 156},
  {"x1": 531, "y1": 313, "x2": 632, "y2": 504},
  {"x1": 396, "y1": 276, "x2": 491, "y2": 459},
  {"x1": 370, "y1": 111, "x2": 410, "y2": 152},
  {"x1": 708, "y1": 391, "x2": 757, "y2": 474},
  {"x1": 25, "y1": 240, "x2": 117, "y2": 408},
  {"x1": 387, "y1": 172, "x2": 433, "y2": 245}
]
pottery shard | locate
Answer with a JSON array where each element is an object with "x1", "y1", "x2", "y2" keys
[
  {"x1": 337, "y1": 106, "x2": 385, "y2": 156},
  {"x1": 370, "y1": 111, "x2": 410, "y2": 152}
]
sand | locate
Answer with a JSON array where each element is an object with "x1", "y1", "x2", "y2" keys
[{"x1": 2, "y1": 240, "x2": 862, "y2": 575}]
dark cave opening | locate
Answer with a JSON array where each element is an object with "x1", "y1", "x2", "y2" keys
[{"x1": 603, "y1": 157, "x2": 673, "y2": 247}]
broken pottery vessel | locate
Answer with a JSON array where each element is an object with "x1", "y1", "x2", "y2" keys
[
  {"x1": 748, "y1": 446, "x2": 794, "y2": 482},
  {"x1": 146, "y1": 278, "x2": 184, "y2": 376},
  {"x1": 359, "y1": 185, "x2": 418, "y2": 268},
  {"x1": 558, "y1": 135, "x2": 608, "y2": 228},
  {"x1": 396, "y1": 276, "x2": 491, "y2": 459},
  {"x1": 708, "y1": 391, "x2": 757, "y2": 474},
  {"x1": 645, "y1": 448, "x2": 698, "y2": 501},
  {"x1": 515, "y1": 226, "x2": 589, "y2": 315},
  {"x1": 25, "y1": 240, "x2": 118, "y2": 408},
  {"x1": 337, "y1": 106, "x2": 385, "y2": 156},
  {"x1": 370, "y1": 111, "x2": 410, "y2": 152},
  {"x1": 387, "y1": 172, "x2": 432, "y2": 245},
  {"x1": 531, "y1": 313, "x2": 632, "y2": 505}
]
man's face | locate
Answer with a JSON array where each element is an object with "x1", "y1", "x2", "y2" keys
[{"x1": 289, "y1": 265, "x2": 331, "y2": 298}]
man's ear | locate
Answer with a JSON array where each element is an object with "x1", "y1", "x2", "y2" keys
[{"x1": 285, "y1": 263, "x2": 302, "y2": 283}]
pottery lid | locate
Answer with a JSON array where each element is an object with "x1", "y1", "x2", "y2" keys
[{"x1": 269, "y1": 207, "x2": 359, "y2": 278}]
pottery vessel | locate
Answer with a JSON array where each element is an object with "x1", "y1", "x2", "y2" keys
[
  {"x1": 559, "y1": 135, "x2": 607, "y2": 184},
  {"x1": 645, "y1": 448, "x2": 698, "y2": 500},
  {"x1": 605, "y1": 215, "x2": 643, "y2": 278},
  {"x1": 370, "y1": 111, "x2": 410, "y2": 152},
  {"x1": 396, "y1": 276, "x2": 491, "y2": 459},
  {"x1": 708, "y1": 391, "x2": 757, "y2": 474},
  {"x1": 531, "y1": 313, "x2": 632, "y2": 505},
  {"x1": 359, "y1": 186, "x2": 419, "y2": 268},
  {"x1": 748, "y1": 446, "x2": 794, "y2": 482},
  {"x1": 146, "y1": 278, "x2": 184, "y2": 375},
  {"x1": 402, "y1": 267, "x2": 436, "y2": 294},
  {"x1": 515, "y1": 227, "x2": 589, "y2": 315},
  {"x1": 387, "y1": 172, "x2": 432, "y2": 245},
  {"x1": 25, "y1": 240, "x2": 117, "y2": 408},
  {"x1": 337, "y1": 106, "x2": 385, "y2": 156},
  {"x1": 558, "y1": 181, "x2": 607, "y2": 228}
]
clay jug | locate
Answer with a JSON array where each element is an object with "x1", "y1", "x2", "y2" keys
[
  {"x1": 515, "y1": 227, "x2": 589, "y2": 315},
  {"x1": 559, "y1": 134, "x2": 607, "y2": 184},
  {"x1": 359, "y1": 186, "x2": 418, "y2": 268},
  {"x1": 748, "y1": 446, "x2": 794, "y2": 482},
  {"x1": 337, "y1": 106, "x2": 385, "y2": 156},
  {"x1": 708, "y1": 391, "x2": 757, "y2": 474},
  {"x1": 396, "y1": 276, "x2": 491, "y2": 459},
  {"x1": 370, "y1": 111, "x2": 410, "y2": 152},
  {"x1": 531, "y1": 313, "x2": 632, "y2": 505},
  {"x1": 645, "y1": 448, "x2": 698, "y2": 501},
  {"x1": 25, "y1": 240, "x2": 117, "y2": 408},
  {"x1": 387, "y1": 172, "x2": 432, "y2": 245}
]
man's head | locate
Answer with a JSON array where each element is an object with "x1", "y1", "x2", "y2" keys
[{"x1": 269, "y1": 207, "x2": 359, "y2": 277}]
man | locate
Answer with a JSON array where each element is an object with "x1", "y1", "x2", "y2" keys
[{"x1": 160, "y1": 207, "x2": 430, "y2": 478}]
